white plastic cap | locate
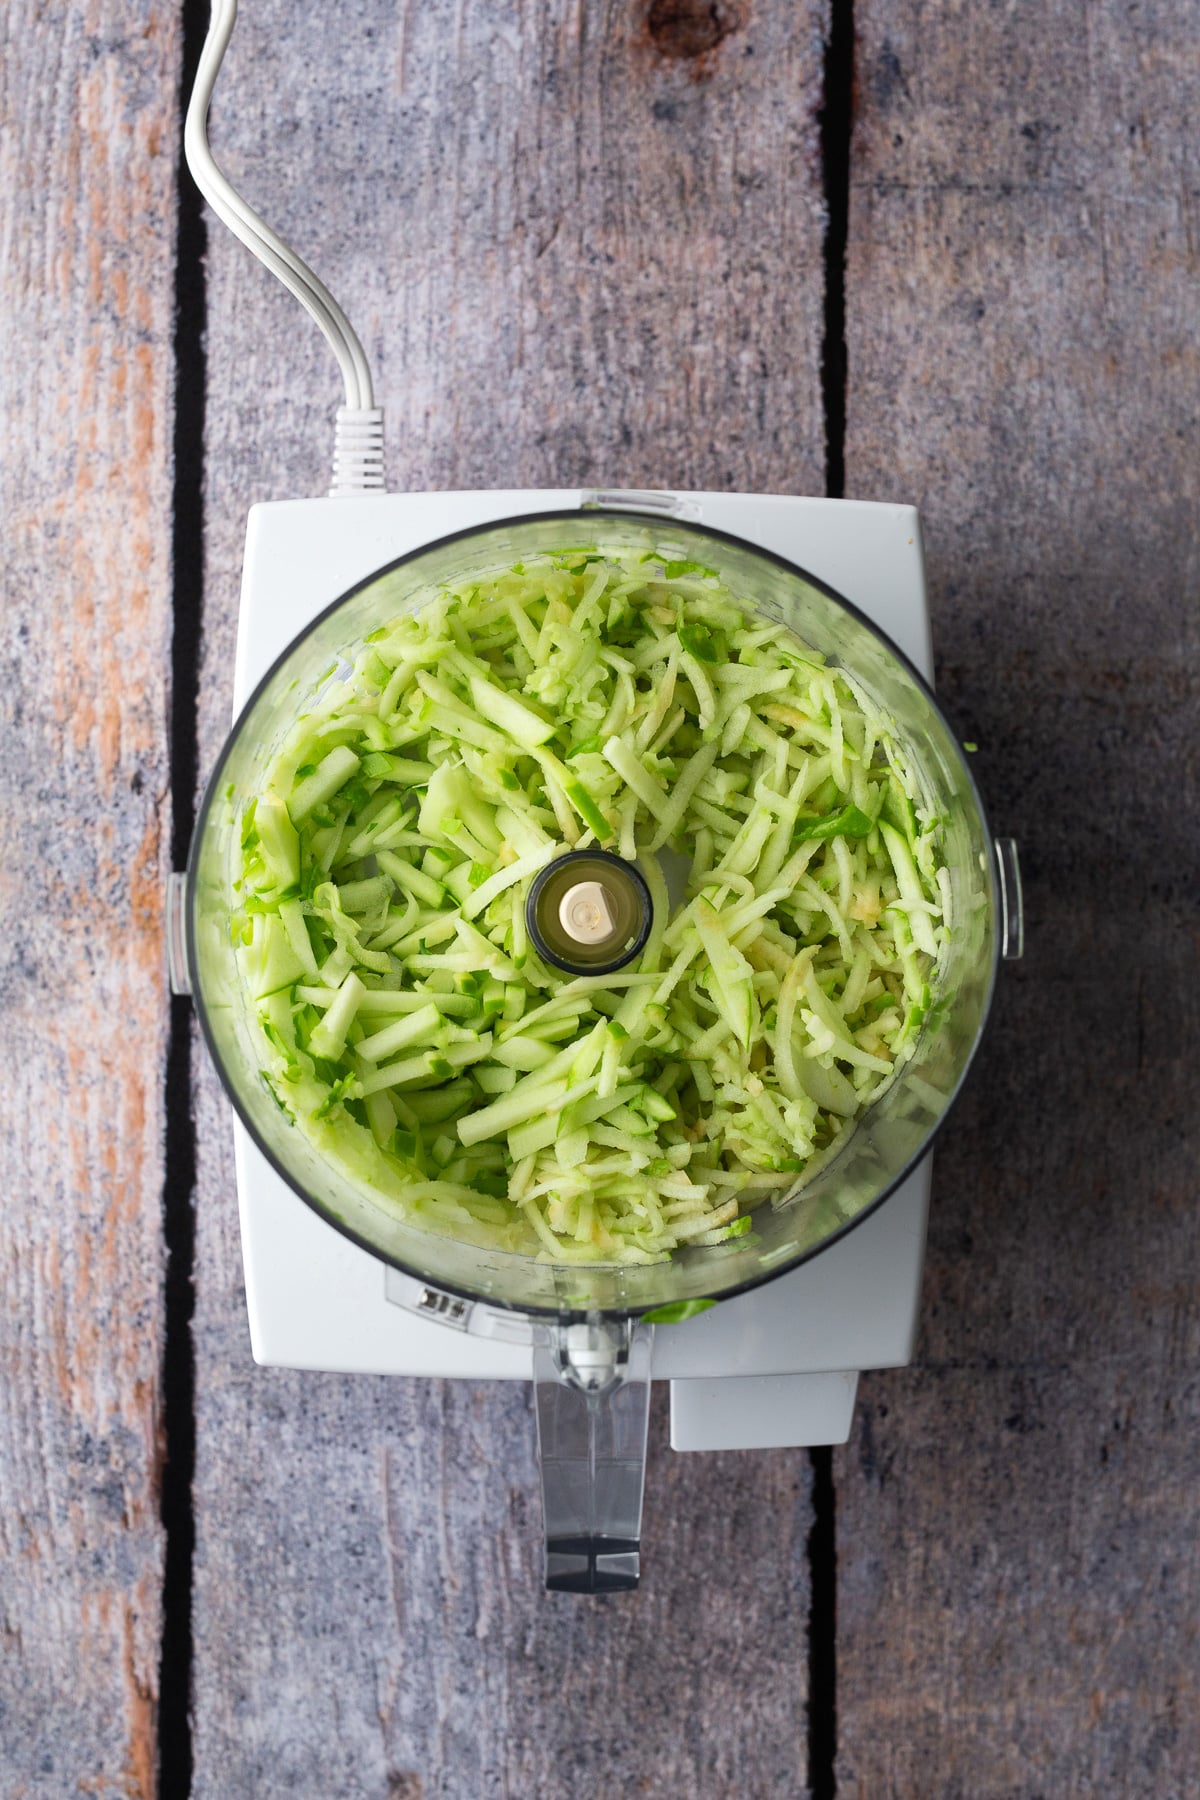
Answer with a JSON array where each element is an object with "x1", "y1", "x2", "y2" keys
[{"x1": 558, "y1": 880, "x2": 616, "y2": 946}]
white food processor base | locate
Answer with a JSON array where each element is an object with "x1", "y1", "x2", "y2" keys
[{"x1": 230, "y1": 489, "x2": 934, "y2": 1452}]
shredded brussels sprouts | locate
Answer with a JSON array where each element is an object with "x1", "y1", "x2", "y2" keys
[{"x1": 233, "y1": 547, "x2": 945, "y2": 1265}]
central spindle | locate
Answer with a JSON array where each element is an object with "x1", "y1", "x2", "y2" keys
[{"x1": 527, "y1": 850, "x2": 653, "y2": 976}]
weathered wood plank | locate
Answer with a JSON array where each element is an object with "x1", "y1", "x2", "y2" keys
[
  {"x1": 837, "y1": 0, "x2": 1200, "y2": 1791},
  {"x1": 190, "y1": 1, "x2": 829, "y2": 1794},
  {"x1": 194, "y1": 1047, "x2": 813, "y2": 1796},
  {"x1": 0, "y1": 5, "x2": 179, "y2": 1795}
]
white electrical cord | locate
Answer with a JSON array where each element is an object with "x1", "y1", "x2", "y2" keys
[{"x1": 184, "y1": 0, "x2": 385, "y2": 494}]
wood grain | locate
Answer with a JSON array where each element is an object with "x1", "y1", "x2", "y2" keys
[
  {"x1": 837, "y1": 0, "x2": 1200, "y2": 1793},
  {"x1": 194, "y1": 1039, "x2": 813, "y2": 1796},
  {"x1": 189, "y1": 1, "x2": 829, "y2": 1794},
  {"x1": 0, "y1": 4, "x2": 179, "y2": 1795},
  {"x1": 6, "y1": 0, "x2": 1198, "y2": 1789}
]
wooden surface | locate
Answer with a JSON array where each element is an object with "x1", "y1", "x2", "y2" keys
[
  {"x1": 837, "y1": 1, "x2": 1200, "y2": 1795},
  {"x1": 0, "y1": 5, "x2": 178, "y2": 1798},
  {"x1": 2, "y1": 0, "x2": 1197, "y2": 1793},
  {"x1": 191, "y1": 4, "x2": 826, "y2": 1798}
]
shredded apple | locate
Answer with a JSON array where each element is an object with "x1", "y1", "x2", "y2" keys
[{"x1": 232, "y1": 547, "x2": 945, "y2": 1265}]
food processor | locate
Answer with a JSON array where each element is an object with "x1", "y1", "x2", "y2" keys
[{"x1": 171, "y1": 5, "x2": 1024, "y2": 1592}]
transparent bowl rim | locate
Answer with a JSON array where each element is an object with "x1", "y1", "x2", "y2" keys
[{"x1": 187, "y1": 505, "x2": 1002, "y2": 1320}]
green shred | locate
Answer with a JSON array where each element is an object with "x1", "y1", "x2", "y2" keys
[
  {"x1": 677, "y1": 621, "x2": 727, "y2": 663},
  {"x1": 232, "y1": 549, "x2": 947, "y2": 1266},
  {"x1": 642, "y1": 1298, "x2": 717, "y2": 1324}
]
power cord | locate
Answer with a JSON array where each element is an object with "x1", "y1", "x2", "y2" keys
[{"x1": 184, "y1": 0, "x2": 386, "y2": 495}]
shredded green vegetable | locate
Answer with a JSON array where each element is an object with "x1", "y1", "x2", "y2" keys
[{"x1": 233, "y1": 548, "x2": 946, "y2": 1266}]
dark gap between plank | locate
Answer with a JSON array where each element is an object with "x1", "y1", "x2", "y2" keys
[
  {"x1": 819, "y1": 0, "x2": 855, "y2": 502},
  {"x1": 160, "y1": 1, "x2": 209, "y2": 1792},
  {"x1": 806, "y1": 1445, "x2": 838, "y2": 1799},
  {"x1": 809, "y1": 1, "x2": 854, "y2": 1793}
]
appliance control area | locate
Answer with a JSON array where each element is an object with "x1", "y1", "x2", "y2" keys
[{"x1": 231, "y1": 488, "x2": 935, "y2": 1452}]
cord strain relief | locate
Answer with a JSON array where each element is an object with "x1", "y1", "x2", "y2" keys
[{"x1": 330, "y1": 407, "x2": 386, "y2": 496}]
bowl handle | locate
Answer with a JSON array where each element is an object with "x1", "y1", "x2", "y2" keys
[{"x1": 532, "y1": 1318, "x2": 654, "y2": 1593}]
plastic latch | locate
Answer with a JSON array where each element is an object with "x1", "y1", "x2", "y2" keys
[
  {"x1": 579, "y1": 487, "x2": 700, "y2": 520},
  {"x1": 995, "y1": 838, "x2": 1024, "y2": 961},
  {"x1": 166, "y1": 872, "x2": 192, "y2": 996},
  {"x1": 414, "y1": 1285, "x2": 474, "y2": 1331}
]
